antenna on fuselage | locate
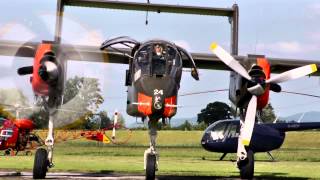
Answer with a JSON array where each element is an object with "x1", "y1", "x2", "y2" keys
[{"x1": 145, "y1": 0, "x2": 150, "y2": 25}]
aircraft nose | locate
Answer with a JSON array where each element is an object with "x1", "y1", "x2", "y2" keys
[{"x1": 201, "y1": 132, "x2": 210, "y2": 146}]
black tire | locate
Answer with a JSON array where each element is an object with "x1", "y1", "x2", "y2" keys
[
  {"x1": 4, "y1": 149, "x2": 11, "y2": 156},
  {"x1": 238, "y1": 149, "x2": 254, "y2": 179},
  {"x1": 33, "y1": 148, "x2": 48, "y2": 179},
  {"x1": 26, "y1": 151, "x2": 32, "y2": 156},
  {"x1": 146, "y1": 154, "x2": 156, "y2": 180}
]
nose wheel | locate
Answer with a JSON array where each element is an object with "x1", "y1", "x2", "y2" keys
[
  {"x1": 146, "y1": 153, "x2": 157, "y2": 180},
  {"x1": 237, "y1": 149, "x2": 254, "y2": 179},
  {"x1": 33, "y1": 148, "x2": 49, "y2": 179}
]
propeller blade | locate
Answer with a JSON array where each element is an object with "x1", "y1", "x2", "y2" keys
[
  {"x1": 210, "y1": 43, "x2": 251, "y2": 81},
  {"x1": 17, "y1": 66, "x2": 33, "y2": 75},
  {"x1": 241, "y1": 95, "x2": 257, "y2": 147},
  {"x1": 266, "y1": 64, "x2": 317, "y2": 84}
]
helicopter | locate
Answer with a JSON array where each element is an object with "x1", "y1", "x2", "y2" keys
[
  {"x1": 201, "y1": 119, "x2": 320, "y2": 161},
  {"x1": 0, "y1": 117, "x2": 43, "y2": 156}
]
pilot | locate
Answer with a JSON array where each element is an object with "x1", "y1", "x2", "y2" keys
[
  {"x1": 154, "y1": 44, "x2": 164, "y2": 56},
  {"x1": 152, "y1": 44, "x2": 166, "y2": 75}
]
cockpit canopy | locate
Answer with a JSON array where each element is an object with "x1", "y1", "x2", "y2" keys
[
  {"x1": 100, "y1": 36, "x2": 199, "y2": 83},
  {"x1": 133, "y1": 42, "x2": 182, "y2": 79}
]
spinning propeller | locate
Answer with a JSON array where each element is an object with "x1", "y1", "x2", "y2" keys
[{"x1": 210, "y1": 43, "x2": 317, "y2": 159}]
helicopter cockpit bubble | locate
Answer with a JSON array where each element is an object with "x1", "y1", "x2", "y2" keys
[{"x1": 204, "y1": 120, "x2": 239, "y2": 142}]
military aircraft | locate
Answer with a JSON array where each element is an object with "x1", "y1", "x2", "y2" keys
[
  {"x1": 100, "y1": 37, "x2": 199, "y2": 179},
  {"x1": 1, "y1": 0, "x2": 320, "y2": 179},
  {"x1": 201, "y1": 119, "x2": 320, "y2": 161}
]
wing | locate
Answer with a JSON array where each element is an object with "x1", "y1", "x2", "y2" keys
[
  {"x1": 1, "y1": 40, "x2": 320, "y2": 75},
  {"x1": 63, "y1": 0, "x2": 234, "y2": 17}
]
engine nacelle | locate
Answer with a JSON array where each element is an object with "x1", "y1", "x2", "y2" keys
[{"x1": 17, "y1": 43, "x2": 60, "y2": 97}]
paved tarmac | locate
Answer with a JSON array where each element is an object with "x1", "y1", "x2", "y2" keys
[{"x1": 0, "y1": 171, "x2": 235, "y2": 180}]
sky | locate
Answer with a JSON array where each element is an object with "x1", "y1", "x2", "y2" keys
[{"x1": 1, "y1": 0, "x2": 320, "y2": 126}]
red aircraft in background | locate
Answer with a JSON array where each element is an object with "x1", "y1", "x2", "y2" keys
[{"x1": 0, "y1": 117, "x2": 42, "y2": 155}]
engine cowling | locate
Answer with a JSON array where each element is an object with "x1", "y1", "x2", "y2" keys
[{"x1": 17, "y1": 43, "x2": 60, "y2": 96}]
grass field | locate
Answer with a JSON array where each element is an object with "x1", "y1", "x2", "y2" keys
[{"x1": 1, "y1": 130, "x2": 320, "y2": 179}]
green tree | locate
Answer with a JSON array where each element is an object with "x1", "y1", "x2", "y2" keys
[
  {"x1": 28, "y1": 108, "x2": 49, "y2": 128},
  {"x1": 177, "y1": 120, "x2": 193, "y2": 131},
  {"x1": 0, "y1": 106, "x2": 14, "y2": 120},
  {"x1": 260, "y1": 103, "x2": 277, "y2": 123},
  {"x1": 85, "y1": 111, "x2": 112, "y2": 130},
  {"x1": 62, "y1": 76, "x2": 104, "y2": 111},
  {"x1": 99, "y1": 110, "x2": 112, "y2": 129},
  {"x1": 193, "y1": 121, "x2": 207, "y2": 130},
  {"x1": 29, "y1": 76, "x2": 104, "y2": 129},
  {"x1": 197, "y1": 101, "x2": 232, "y2": 125},
  {"x1": 0, "y1": 89, "x2": 32, "y2": 119}
]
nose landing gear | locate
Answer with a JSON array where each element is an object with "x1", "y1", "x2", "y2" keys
[{"x1": 144, "y1": 120, "x2": 159, "y2": 180}]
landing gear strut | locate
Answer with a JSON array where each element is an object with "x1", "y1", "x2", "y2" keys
[
  {"x1": 144, "y1": 120, "x2": 158, "y2": 180},
  {"x1": 33, "y1": 109, "x2": 56, "y2": 179}
]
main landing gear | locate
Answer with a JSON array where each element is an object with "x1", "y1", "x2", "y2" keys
[
  {"x1": 33, "y1": 110, "x2": 55, "y2": 179},
  {"x1": 144, "y1": 120, "x2": 159, "y2": 180},
  {"x1": 237, "y1": 149, "x2": 254, "y2": 179}
]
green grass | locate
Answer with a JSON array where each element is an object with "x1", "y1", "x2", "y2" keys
[{"x1": 1, "y1": 130, "x2": 320, "y2": 178}]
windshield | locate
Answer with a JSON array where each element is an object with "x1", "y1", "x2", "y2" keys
[
  {"x1": 133, "y1": 43, "x2": 182, "y2": 79},
  {"x1": 204, "y1": 120, "x2": 236, "y2": 141},
  {"x1": 210, "y1": 122, "x2": 227, "y2": 141}
]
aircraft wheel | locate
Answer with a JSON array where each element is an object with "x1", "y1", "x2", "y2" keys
[
  {"x1": 33, "y1": 148, "x2": 49, "y2": 179},
  {"x1": 4, "y1": 149, "x2": 11, "y2": 156},
  {"x1": 146, "y1": 154, "x2": 156, "y2": 180},
  {"x1": 238, "y1": 149, "x2": 254, "y2": 179},
  {"x1": 25, "y1": 150, "x2": 32, "y2": 156}
]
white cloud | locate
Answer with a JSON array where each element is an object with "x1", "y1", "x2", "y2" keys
[
  {"x1": 0, "y1": 23, "x2": 36, "y2": 41},
  {"x1": 308, "y1": 31, "x2": 320, "y2": 41},
  {"x1": 257, "y1": 41, "x2": 303, "y2": 54},
  {"x1": 243, "y1": 41, "x2": 320, "y2": 59},
  {"x1": 39, "y1": 13, "x2": 104, "y2": 46},
  {"x1": 306, "y1": 3, "x2": 320, "y2": 18}
]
